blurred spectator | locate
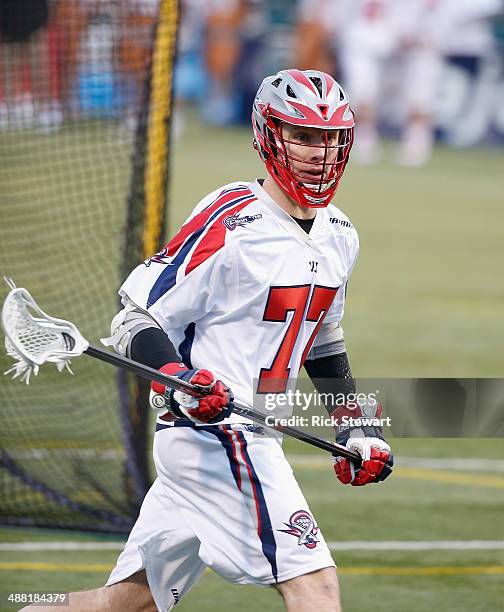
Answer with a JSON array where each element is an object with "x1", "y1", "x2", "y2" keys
[
  {"x1": 173, "y1": 0, "x2": 210, "y2": 138},
  {"x1": 52, "y1": 0, "x2": 88, "y2": 120},
  {"x1": 337, "y1": 0, "x2": 444, "y2": 167},
  {"x1": 294, "y1": 0, "x2": 340, "y2": 75},
  {"x1": 202, "y1": 0, "x2": 247, "y2": 125},
  {"x1": 0, "y1": 0, "x2": 62, "y2": 131},
  {"x1": 117, "y1": 0, "x2": 159, "y2": 130},
  {"x1": 428, "y1": 0, "x2": 504, "y2": 147}
]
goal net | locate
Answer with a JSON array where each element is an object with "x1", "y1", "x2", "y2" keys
[{"x1": 0, "y1": 0, "x2": 178, "y2": 533}]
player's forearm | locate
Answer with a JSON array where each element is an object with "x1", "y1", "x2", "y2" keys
[
  {"x1": 130, "y1": 327, "x2": 181, "y2": 370},
  {"x1": 304, "y1": 352, "x2": 356, "y2": 407}
]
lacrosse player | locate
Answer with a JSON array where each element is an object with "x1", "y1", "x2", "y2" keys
[{"x1": 22, "y1": 69, "x2": 393, "y2": 612}]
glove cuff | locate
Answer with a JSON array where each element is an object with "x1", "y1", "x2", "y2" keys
[
  {"x1": 151, "y1": 362, "x2": 187, "y2": 394},
  {"x1": 331, "y1": 402, "x2": 384, "y2": 440}
]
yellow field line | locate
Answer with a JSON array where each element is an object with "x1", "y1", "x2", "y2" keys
[
  {"x1": 1, "y1": 562, "x2": 503, "y2": 576},
  {"x1": 338, "y1": 566, "x2": 504, "y2": 576},
  {"x1": 0, "y1": 562, "x2": 112, "y2": 572},
  {"x1": 395, "y1": 467, "x2": 504, "y2": 489},
  {"x1": 290, "y1": 459, "x2": 504, "y2": 489}
]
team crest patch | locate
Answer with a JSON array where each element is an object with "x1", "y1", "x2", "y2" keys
[
  {"x1": 222, "y1": 212, "x2": 262, "y2": 231},
  {"x1": 279, "y1": 510, "x2": 319, "y2": 549},
  {"x1": 144, "y1": 247, "x2": 171, "y2": 267}
]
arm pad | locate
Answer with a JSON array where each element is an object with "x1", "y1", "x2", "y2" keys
[
  {"x1": 304, "y1": 352, "x2": 356, "y2": 400},
  {"x1": 131, "y1": 327, "x2": 181, "y2": 370}
]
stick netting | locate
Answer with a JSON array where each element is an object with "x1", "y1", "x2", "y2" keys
[{"x1": 0, "y1": 0, "x2": 177, "y2": 532}]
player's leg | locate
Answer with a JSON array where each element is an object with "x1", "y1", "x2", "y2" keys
[
  {"x1": 341, "y1": 49, "x2": 383, "y2": 164},
  {"x1": 153, "y1": 425, "x2": 337, "y2": 588},
  {"x1": 274, "y1": 566, "x2": 341, "y2": 612},
  {"x1": 19, "y1": 570, "x2": 156, "y2": 612},
  {"x1": 397, "y1": 47, "x2": 442, "y2": 166},
  {"x1": 22, "y1": 477, "x2": 207, "y2": 612}
]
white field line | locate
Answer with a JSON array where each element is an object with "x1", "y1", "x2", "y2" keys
[
  {"x1": 5, "y1": 449, "x2": 123, "y2": 461},
  {"x1": 326, "y1": 541, "x2": 504, "y2": 551},
  {"x1": 1, "y1": 540, "x2": 504, "y2": 552},
  {"x1": 0, "y1": 542, "x2": 125, "y2": 551},
  {"x1": 6, "y1": 451, "x2": 504, "y2": 472},
  {"x1": 288, "y1": 455, "x2": 504, "y2": 472}
]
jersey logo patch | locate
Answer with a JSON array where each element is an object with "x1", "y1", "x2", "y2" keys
[
  {"x1": 222, "y1": 212, "x2": 262, "y2": 231},
  {"x1": 330, "y1": 217, "x2": 353, "y2": 228},
  {"x1": 144, "y1": 247, "x2": 172, "y2": 267},
  {"x1": 279, "y1": 510, "x2": 319, "y2": 549}
]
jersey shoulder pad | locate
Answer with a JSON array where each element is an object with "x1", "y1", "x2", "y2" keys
[{"x1": 190, "y1": 182, "x2": 254, "y2": 218}]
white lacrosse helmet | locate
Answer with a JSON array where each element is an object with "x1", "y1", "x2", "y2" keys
[{"x1": 252, "y1": 69, "x2": 355, "y2": 208}]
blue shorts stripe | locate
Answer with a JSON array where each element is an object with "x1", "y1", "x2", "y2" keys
[
  {"x1": 235, "y1": 430, "x2": 278, "y2": 582},
  {"x1": 154, "y1": 424, "x2": 278, "y2": 581},
  {"x1": 205, "y1": 427, "x2": 242, "y2": 492}
]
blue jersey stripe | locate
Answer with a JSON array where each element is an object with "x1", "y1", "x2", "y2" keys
[
  {"x1": 147, "y1": 193, "x2": 255, "y2": 308},
  {"x1": 179, "y1": 322, "x2": 196, "y2": 368},
  {"x1": 201, "y1": 185, "x2": 248, "y2": 212}
]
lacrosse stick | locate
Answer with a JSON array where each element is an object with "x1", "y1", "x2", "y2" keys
[{"x1": 1, "y1": 279, "x2": 360, "y2": 462}]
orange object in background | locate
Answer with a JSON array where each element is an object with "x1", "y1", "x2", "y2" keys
[
  {"x1": 119, "y1": 13, "x2": 157, "y2": 76},
  {"x1": 293, "y1": 20, "x2": 335, "y2": 75},
  {"x1": 205, "y1": 0, "x2": 246, "y2": 82}
]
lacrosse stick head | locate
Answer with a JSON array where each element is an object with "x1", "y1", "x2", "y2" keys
[{"x1": 1, "y1": 278, "x2": 89, "y2": 383}]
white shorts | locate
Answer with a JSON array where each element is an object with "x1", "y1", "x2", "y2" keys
[{"x1": 107, "y1": 423, "x2": 335, "y2": 611}]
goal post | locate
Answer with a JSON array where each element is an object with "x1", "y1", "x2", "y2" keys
[{"x1": 0, "y1": 0, "x2": 179, "y2": 533}]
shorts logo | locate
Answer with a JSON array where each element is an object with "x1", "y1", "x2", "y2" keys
[
  {"x1": 171, "y1": 588, "x2": 180, "y2": 605},
  {"x1": 222, "y1": 213, "x2": 262, "y2": 231},
  {"x1": 279, "y1": 510, "x2": 319, "y2": 549}
]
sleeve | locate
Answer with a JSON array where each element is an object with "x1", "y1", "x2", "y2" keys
[
  {"x1": 118, "y1": 183, "x2": 253, "y2": 333},
  {"x1": 119, "y1": 243, "x2": 235, "y2": 334},
  {"x1": 324, "y1": 228, "x2": 359, "y2": 324}
]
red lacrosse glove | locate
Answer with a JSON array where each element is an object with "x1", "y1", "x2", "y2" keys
[
  {"x1": 332, "y1": 403, "x2": 393, "y2": 486},
  {"x1": 150, "y1": 363, "x2": 233, "y2": 424},
  {"x1": 334, "y1": 437, "x2": 393, "y2": 486}
]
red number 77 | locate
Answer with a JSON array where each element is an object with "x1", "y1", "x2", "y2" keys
[{"x1": 258, "y1": 284, "x2": 339, "y2": 394}]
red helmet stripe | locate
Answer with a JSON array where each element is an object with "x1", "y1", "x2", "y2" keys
[
  {"x1": 322, "y1": 72, "x2": 334, "y2": 96},
  {"x1": 271, "y1": 101, "x2": 354, "y2": 128},
  {"x1": 288, "y1": 69, "x2": 317, "y2": 95}
]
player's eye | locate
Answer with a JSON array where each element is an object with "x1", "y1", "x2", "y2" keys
[{"x1": 293, "y1": 132, "x2": 309, "y2": 143}]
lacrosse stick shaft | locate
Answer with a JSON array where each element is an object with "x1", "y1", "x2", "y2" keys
[{"x1": 85, "y1": 345, "x2": 360, "y2": 462}]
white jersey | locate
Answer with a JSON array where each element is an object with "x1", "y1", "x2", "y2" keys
[{"x1": 120, "y1": 180, "x2": 359, "y2": 421}]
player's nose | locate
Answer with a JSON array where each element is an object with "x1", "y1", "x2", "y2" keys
[{"x1": 308, "y1": 145, "x2": 325, "y2": 163}]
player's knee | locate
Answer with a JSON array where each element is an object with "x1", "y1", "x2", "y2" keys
[
  {"x1": 275, "y1": 567, "x2": 341, "y2": 610},
  {"x1": 106, "y1": 571, "x2": 157, "y2": 612}
]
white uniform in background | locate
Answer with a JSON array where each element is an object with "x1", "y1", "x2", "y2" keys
[
  {"x1": 426, "y1": 0, "x2": 503, "y2": 57},
  {"x1": 339, "y1": 0, "x2": 444, "y2": 165},
  {"x1": 106, "y1": 179, "x2": 358, "y2": 610}
]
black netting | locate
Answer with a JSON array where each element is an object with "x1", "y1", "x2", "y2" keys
[{"x1": 0, "y1": 0, "x2": 178, "y2": 532}]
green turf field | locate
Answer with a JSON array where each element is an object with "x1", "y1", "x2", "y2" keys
[
  {"x1": 1, "y1": 117, "x2": 504, "y2": 610},
  {"x1": 1, "y1": 437, "x2": 503, "y2": 612}
]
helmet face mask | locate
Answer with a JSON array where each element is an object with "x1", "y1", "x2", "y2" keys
[{"x1": 252, "y1": 69, "x2": 355, "y2": 208}]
